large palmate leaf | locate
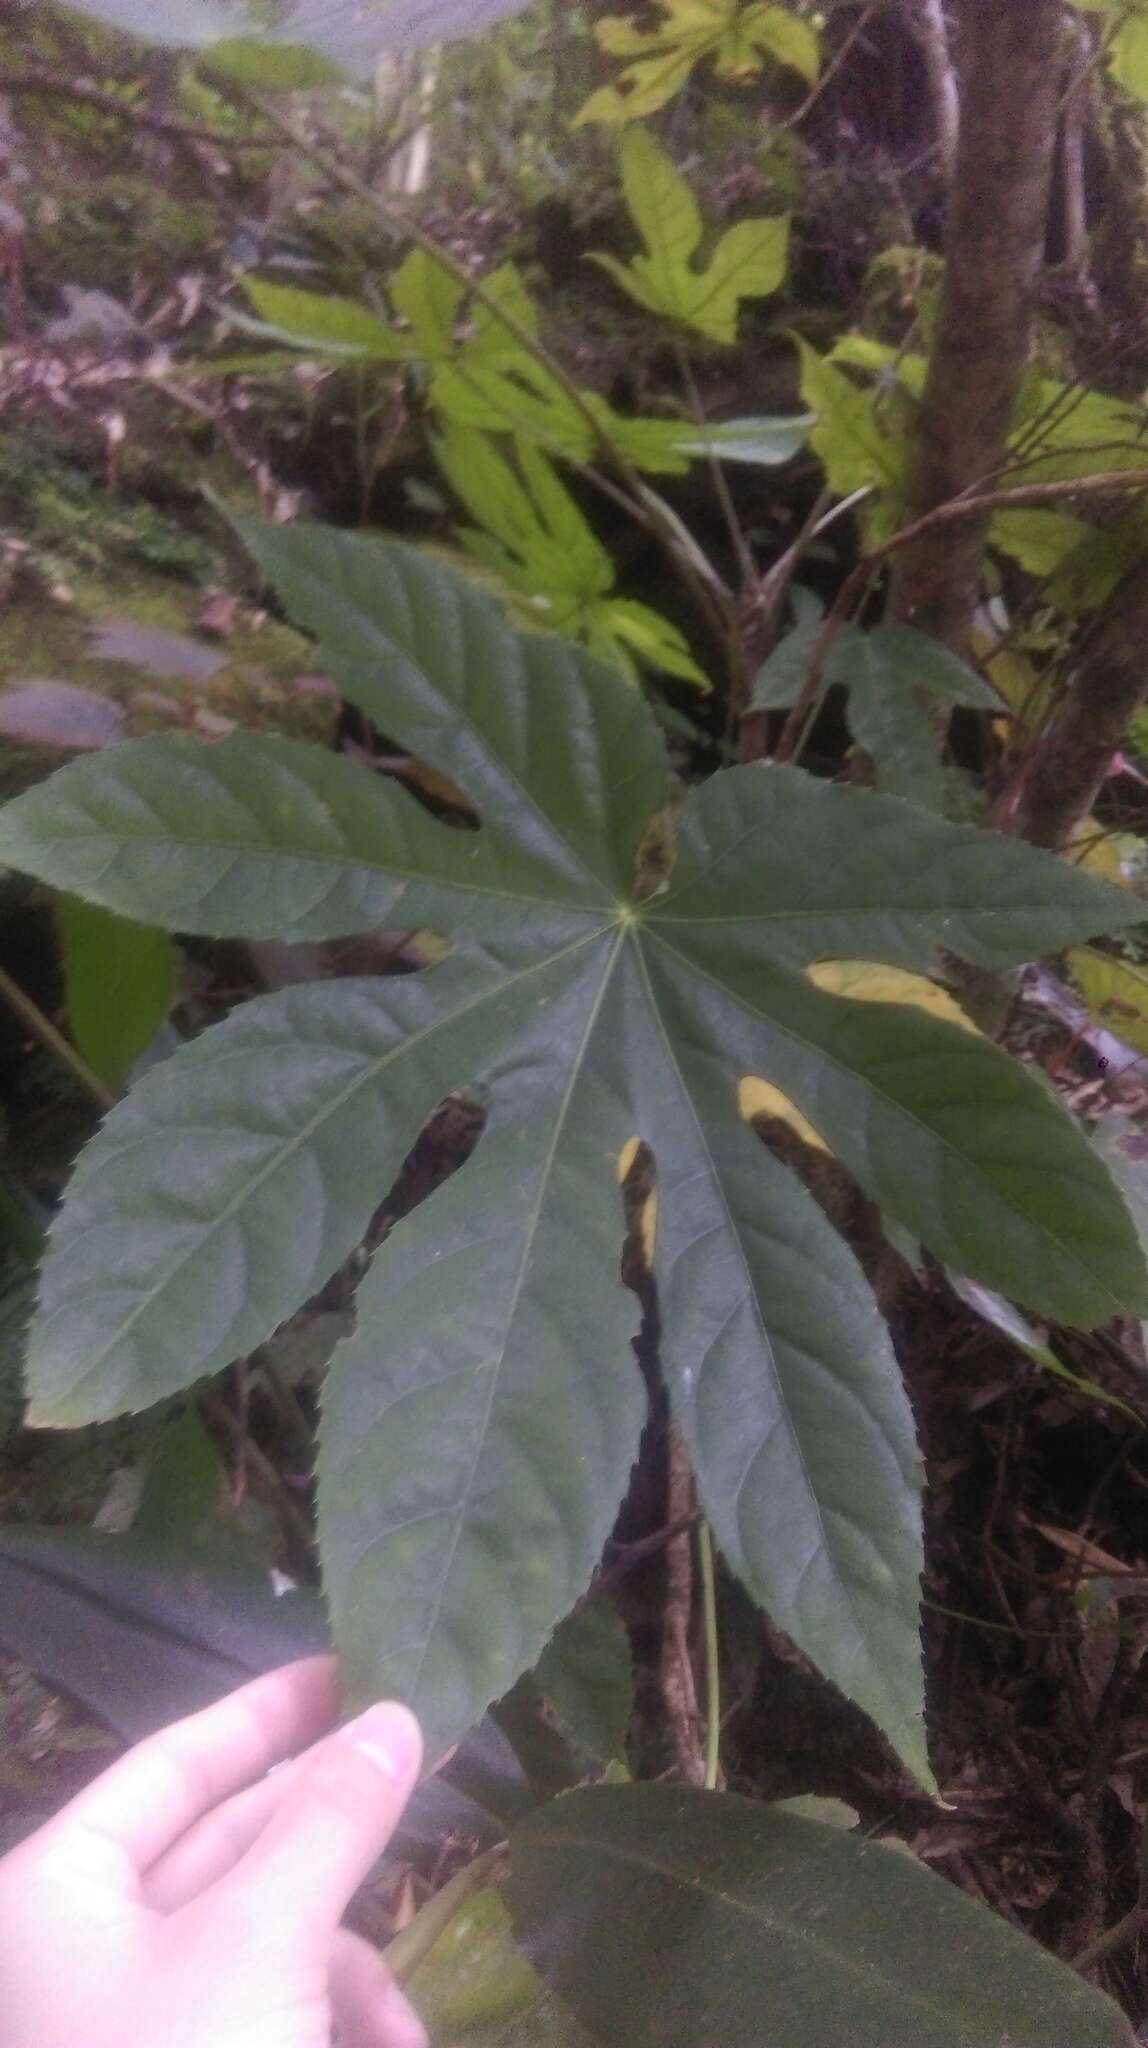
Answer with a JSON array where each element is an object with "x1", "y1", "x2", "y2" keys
[
  {"x1": 55, "y1": 0, "x2": 533, "y2": 70},
  {"x1": 590, "y1": 128, "x2": 790, "y2": 345},
  {"x1": 3, "y1": 527, "x2": 1145, "y2": 1775},
  {"x1": 507, "y1": 1784, "x2": 1135, "y2": 2046}
]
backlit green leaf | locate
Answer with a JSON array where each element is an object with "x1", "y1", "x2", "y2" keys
[
  {"x1": 576, "y1": 0, "x2": 818, "y2": 125},
  {"x1": 435, "y1": 430, "x2": 707, "y2": 684},
  {"x1": 590, "y1": 128, "x2": 789, "y2": 344},
  {"x1": 795, "y1": 341, "x2": 907, "y2": 538},
  {"x1": 56, "y1": 896, "x2": 177, "y2": 1088},
  {"x1": 241, "y1": 281, "x2": 405, "y2": 360},
  {"x1": 1070, "y1": 947, "x2": 1148, "y2": 1055}
]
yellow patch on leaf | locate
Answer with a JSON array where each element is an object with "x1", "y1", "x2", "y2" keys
[
  {"x1": 737, "y1": 1078, "x2": 829, "y2": 1152},
  {"x1": 807, "y1": 960, "x2": 981, "y2": 1035},
  {"x1": 617, "y1": 1136, "x2": 658, "y2": 1264}
]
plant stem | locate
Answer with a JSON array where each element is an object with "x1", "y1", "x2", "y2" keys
[
  {"x1": 0, "y1": 963, "x2": 114, "y2": 1112},
  {"x1": 383, "y1": 1845, "x2": 506, "y2": 1985},
  {"x1": 774, "y1": 462, "x2": 1148, "y2": 766},
  {"x1": 698, "y1": 1520, "x2": 721, "y2": 1793},
  {"x1": 234, "y1": 87, "x2": 737, "y2": 670},
  {"x1": 255, "y1": 1349, "x2": 316, "y2": 1462},
  {"x1": 1071, "y1": 1900, "x2": 1148, "y2": 1974},
  {"x1": 1, "y1": 62, "x2": 278, "y2": 148}
]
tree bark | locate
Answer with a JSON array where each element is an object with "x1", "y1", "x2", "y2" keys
[
  {"x1": 1008, "y1": 555, "x2": 1148, "y2": 850},
  {"x1": 888, "y1": 0, "x2": 1065, "y2": 650},
  {"x1": 907, "y1": 0, "x2": 960, "y2": 181}
]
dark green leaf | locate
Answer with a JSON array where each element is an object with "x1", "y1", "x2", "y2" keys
[
  {"x1": 752, "y1": 620, "x2": 862, "y2": 711},
  {"x1": 1, "y1": 733, "x2": 588, "y2": 941},
  {"x1": 645, "y1": 934, "x2": 1146, "y2": 1327},
  {"x1": 10, "y1": 529, "x2": 1145, "y2": 1781},
  {"x1": 508, "y1": 1784, "x2": 1135, "y2": 2048},
  {"x1": 0, "y1": 1521, "x2": 532, "y2": 1859},
  {"x1": 670, "y1": 414, "x2": 812, "y2": 468},
  {"x1": 318, "y1": 937, "x2": 645, "y2": 1760},
  {"x1": 652, "y1": 764, "x2": 1146, "y2": 973},
  {"x1": 24, "y1": 948, "x2": 608, "y2": 1426},
  {"x1": 0, "y1": 1526, "x2": 328, "y2": 1737},
  {"x1": 534, "y1": 1597, "x2": 633, "y2": 1764},
  {"x1": 231, "y1": 521, "x2": 668, "y2": 898},
  {"x1": 622, "y1": 940, "x2": 930, "y2": 1783}
]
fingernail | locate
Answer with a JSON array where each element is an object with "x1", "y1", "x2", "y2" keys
[{"x1": 341, "y1": 1701, "x2": 422, "y2": 1782}]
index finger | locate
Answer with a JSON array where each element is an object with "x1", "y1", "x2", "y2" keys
[{"x1": 48, "y1": 1657, "x2": 341, "y2": 1877}]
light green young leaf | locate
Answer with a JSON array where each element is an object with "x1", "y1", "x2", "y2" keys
[
  {"x1": 576, "y1": 0, "x2": 819, "y2": 125},
  {"x1": 671, "y1": 413, "x2": 812, "y2": 467},
  {"x1": 590, "y1": 127, "x2": 789, "y2": 344},
  {"x1": 435, "y1": 430, "x2": 707, "y2": 684},
  {"x1": 390, "y1": 252, "x2": 692, "y2": 476},
  {"x1": 990, "y1": 508, "x2": 1094, "y2": 578},
  {"x1": 602, "y1": 598, "x2": 709, "y2": 687},
  {"x1": 945, "y1": 1272, "x2": 1139, "y2": 1420},
  {"x1": 795, "y1": 341, "x2": 907, "y2": 538},
  {"x1": 240, "y1": 281, "x2": 406, "y2": 361},
  {"x1": 56, "y1": 896, "x2": 177, "y2": 1089},
  {"x1": 1070, "y1": 947, "x2": 1148, "y2": 1055},
  {"x1": 9, "y1": 530, "x2": 1147, "y2": 1780},
  {"x1": 198, "y1": 38, "x2": 338, "y2": 87},
  {"x1": 508, "y1": 1784, "x2": 1136, "y2": 2047}
]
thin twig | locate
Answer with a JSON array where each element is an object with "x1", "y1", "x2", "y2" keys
[
  {"x1": 1072, "y1": 1903, "x2": 1148, "y2": 1975},
  {"x1": 233, "y1": 86, "x2": 739, "y2": 669},
  {"x1": 1, "y1": 64, "x2": 279, "y2": 149},
  {"x1": 673, "y1": 340, "x2": 754, "y2": 585},
  {"x1": 661, "y1": 1423, "x2": 705, "y2": 1785},
  {"x1": 384, "y1": 1846, "x2": 506, "y2": 1985},
  {"x1": 0, "y1": 962, "x2": 114, "y2": 1111},
  {"x1": 698, "y1": 1520, "x2": 722, "y2": 1792},
  {"x1": 774, "y1": 465, "x2": 1148, "y2": 763},
  {"x1": 254, "y1": 1349, "x2": 316, "y2": 1464},
  {"x1": 201, "y1": 1390, "x2": 315, "y2": 1553},
  {"x1": 596, "y1": 1509, "x2": 703, "y2": 1593},
  {"x1": 786, "y1": 5, "x2": 879, "y2": 131}
]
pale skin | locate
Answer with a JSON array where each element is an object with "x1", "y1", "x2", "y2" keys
[{"x1": 0, "y1": 1658, "x2": 429, "y2": 2048}]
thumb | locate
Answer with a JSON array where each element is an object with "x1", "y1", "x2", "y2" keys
[{"x1": 216, "y1": 1701, "x2": 422, "y2": 1945}]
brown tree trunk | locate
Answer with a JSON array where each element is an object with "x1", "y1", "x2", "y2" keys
[
  {"x1": 1008, "y1": 556, "x2": 1148, "y2": 850},
  {"x1": 888, "y1": 0, "x2": 1065, "y2": 651}
]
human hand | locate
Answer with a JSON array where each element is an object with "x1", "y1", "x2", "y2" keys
[{"x1": 0, "y1": 1657, "x2": 427, "y2": 2048}]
